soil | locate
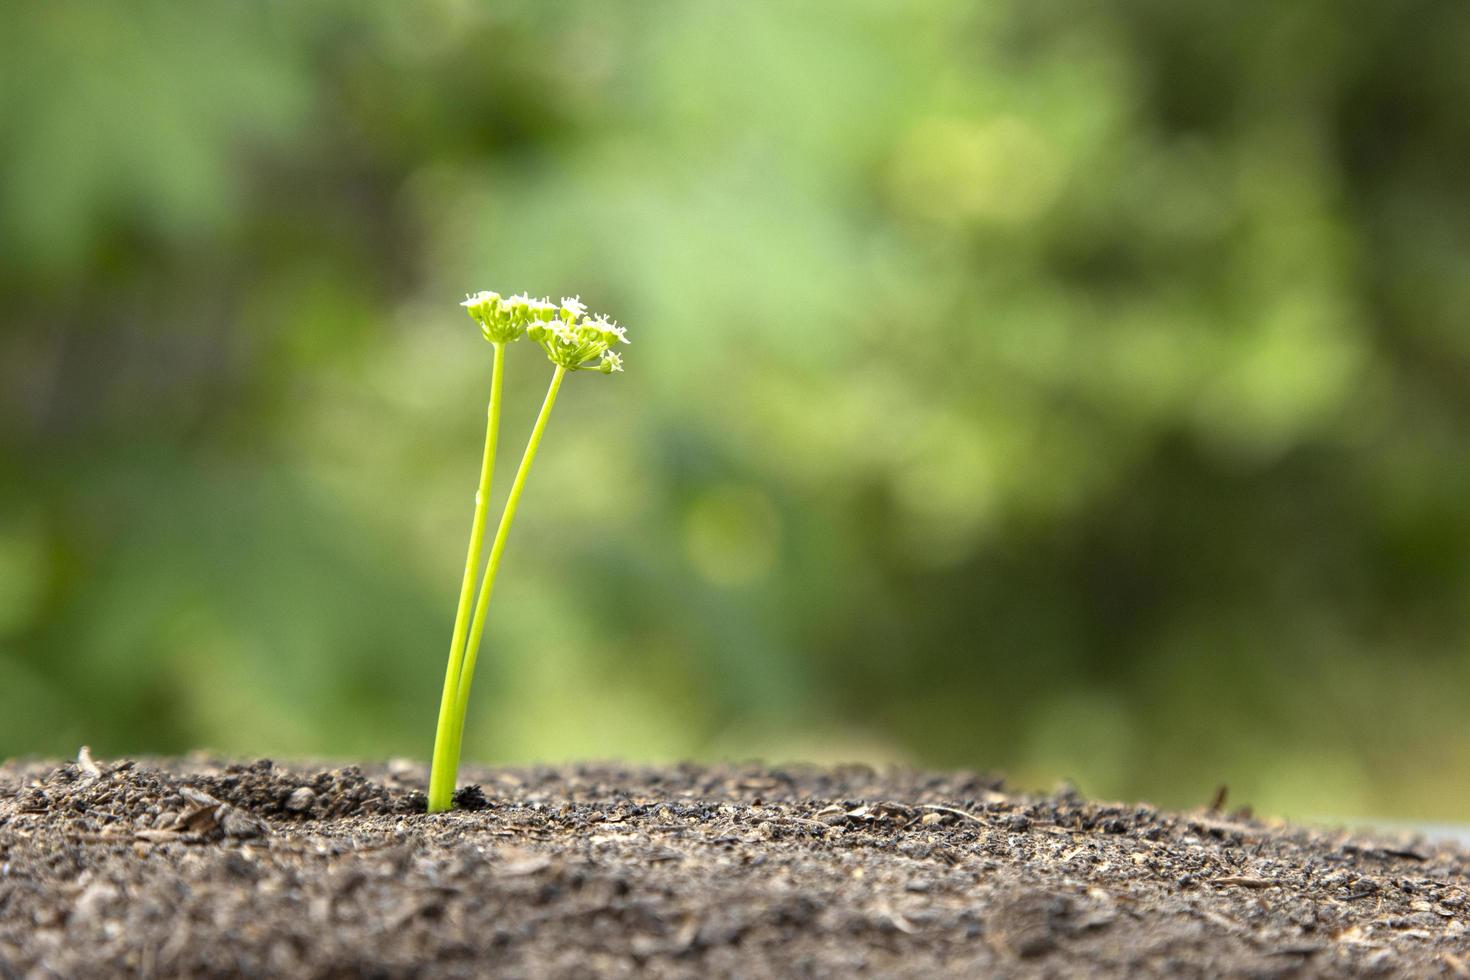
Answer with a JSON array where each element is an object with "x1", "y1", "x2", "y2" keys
[{"x1": 1, "y1": 756, "x2": 1467, "y2": 978}]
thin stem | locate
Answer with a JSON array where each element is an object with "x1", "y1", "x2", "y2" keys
[
  {"x1": 445, "y1": 365, "x2": 567, "y2": 774},
  {"x1": 427, "y1": 342, "x2": 505, "y2": 814}
]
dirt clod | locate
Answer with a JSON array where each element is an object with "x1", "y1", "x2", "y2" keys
[
  {"x1": 1, "y1": 757, "x2": 1466, "y2": 978},
  {"x1": 451, "y1": 783, "x2": 489, "y2": 811}
]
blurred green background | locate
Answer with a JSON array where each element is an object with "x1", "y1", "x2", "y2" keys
[{"x1": 3, "y1": 0, "x2": 1469, "y2": 822}]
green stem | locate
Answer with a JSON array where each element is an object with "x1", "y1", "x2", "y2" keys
[
  {"x1": 443, "y1": 365, "x2": 567, "y2": 782},
  {"x1": 427, "y1": 342, "x2": 505, "y2": 814}
]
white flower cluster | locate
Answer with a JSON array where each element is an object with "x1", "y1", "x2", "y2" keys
[
  {"x1": 462, "y1": 292, "x2": 628, "y2": 373},
  {"x1": 460, "y1": 291, "x2": 557, "y2": 344}
]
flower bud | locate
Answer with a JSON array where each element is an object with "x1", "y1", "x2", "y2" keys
[
  {"x1": 461, "y1": 291, "x2": 503, "y2": 327},
  {"x1": 505, "y1": 293, "x2": 532, "y2": 326},
  {"x1": 560, "y1": 296, "x2": 588, "y2": 321},
  {"x1": 583, "y1": 316, "x2": 628, "y2": 347}
]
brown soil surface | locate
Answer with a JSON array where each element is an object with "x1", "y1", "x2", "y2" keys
[{"x1": 1, "y1": 756, "x2": 1467, "y2": 978}]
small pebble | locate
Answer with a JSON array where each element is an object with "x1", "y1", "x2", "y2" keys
[
  {"x1": 221, "y1": 808, "x2": 265, "y2": 839},
  {"x1": 285, "y1": 787, "x2": 316, "y2": 812}
]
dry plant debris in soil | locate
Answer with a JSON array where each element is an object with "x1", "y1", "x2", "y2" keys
[{"x1": 1, "y1": 755, "x2": 1468, "y2": 978}]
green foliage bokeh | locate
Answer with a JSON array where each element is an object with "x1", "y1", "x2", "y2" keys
[{"x1": 3, "y1": 0, "x2": 1470, "y2": 820}]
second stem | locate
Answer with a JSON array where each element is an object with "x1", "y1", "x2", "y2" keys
[{"x1": 445, "y1": 365, "x2": 568, "y2": 786}]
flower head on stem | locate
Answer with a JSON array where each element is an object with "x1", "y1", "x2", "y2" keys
[
  {"x1": 463, "y1": 290, "x2": 540, "y2": 343},
  {"x1": 528, "y1": 302, "x2": 631, "y2": 373}
]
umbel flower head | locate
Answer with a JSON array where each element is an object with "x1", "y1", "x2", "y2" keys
[
  {"x1": 461, "y1": 291, "x2": 560, "y2": 344},
  {"x1": 526, "y1": 297, "x2": 630, "y2": 373}
]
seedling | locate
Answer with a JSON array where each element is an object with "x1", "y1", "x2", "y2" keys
[{"x1": 427, "y1": 291, "x2": 627, "y2": 813}]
